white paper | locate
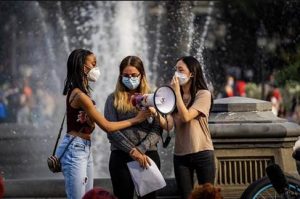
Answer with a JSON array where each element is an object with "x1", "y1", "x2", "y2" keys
[{"x1": 127, "y1": 158, "x2": 166, "y2": 197}]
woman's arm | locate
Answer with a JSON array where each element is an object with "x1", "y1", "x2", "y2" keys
[
  {"x1": 171, "y1": 76, "x2": 200, "y2": 122},
  {"x1": 103, "y1": 93, "x2": 150, "y2": 168},
  {"x1": 75, "y1": 91, "x2": 150, "y2": 133},
  {"x1": 104, "y1": 94, "x2": 136, "y2": 153},
  {"x1": 175, "y1": 93, "x2": 200, "y2": 122}
]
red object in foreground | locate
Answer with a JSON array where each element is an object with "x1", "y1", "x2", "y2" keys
[
  {"x1": 83, "y1": 187, "x2": 118, "y2": 199},
  {"x1": 0, "y1": 175, "x2": 4, "y2": 199}
]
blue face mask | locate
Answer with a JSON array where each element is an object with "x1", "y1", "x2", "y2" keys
[{"x1": 122, "y1": 76, "x2": 141, "y2": 90}]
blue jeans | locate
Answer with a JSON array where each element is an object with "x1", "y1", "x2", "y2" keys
[
  {"x1": 173, "y1": 150, "x2": 215, "y2": 199},
  {"x1": 56, "y1": 134, "x2": 93, "y2": 199}
]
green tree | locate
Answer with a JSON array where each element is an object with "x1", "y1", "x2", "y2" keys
[{"x1": 276, "y1": 45, "x2": 300, "y2": 85}]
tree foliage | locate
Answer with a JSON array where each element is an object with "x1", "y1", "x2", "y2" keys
[
  {"x1": 214, "y1": 0, "x2": 300, "y2": 85},
  {"x1": 276, "y1": 45, "x2": 300, "y2": 85}
]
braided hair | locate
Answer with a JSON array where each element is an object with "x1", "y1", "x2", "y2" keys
[{"x1": 63, "y1": 49, "x2": 93, "y2": 95}]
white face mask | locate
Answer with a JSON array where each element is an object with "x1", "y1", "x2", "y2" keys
[
  {"x1": 175, "y1": 71, "x2": 190, "y2": 85},
  {"x1": 87, "y1": 67, "x2": 101, "y2": 82}
]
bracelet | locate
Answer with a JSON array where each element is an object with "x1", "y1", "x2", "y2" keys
[{"x1": 129, "y1": 148, "x2": 135, "y2": 155}]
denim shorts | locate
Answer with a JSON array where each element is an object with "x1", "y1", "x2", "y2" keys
[{"x1": 56, "y1": 134, "x2": 93, "y2": 199}]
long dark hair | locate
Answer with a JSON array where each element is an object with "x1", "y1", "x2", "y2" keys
[
  {"x1": 176, "y1": 56, "x2": 214, "y2": 112},
  {"x1": 63, "y1": 49, "x2": 93, "y2": 96}
]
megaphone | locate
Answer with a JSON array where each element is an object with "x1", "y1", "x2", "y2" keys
[
  {"x1": 131, "y1": 86, "x2": 176, "y2": 115},
  {"x1": 131, "y1": 86, "x2": 176, "y2": 148}
]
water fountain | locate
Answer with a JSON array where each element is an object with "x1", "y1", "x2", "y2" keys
[
  {"x1": 1, "y1": 2, "x2": 218, "y2": 197},
  {"x1": 0, "y1": 1, "x2": 300, "y2": 198}
]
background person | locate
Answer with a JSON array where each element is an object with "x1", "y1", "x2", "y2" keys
[{"x1": 82, "y1": 187, "x2": 117, "y2": 199}]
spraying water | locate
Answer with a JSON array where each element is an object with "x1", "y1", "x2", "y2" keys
[
  {"x1": 35, "y1": 2, "x2": 61, "y2": 93},
  {"x1": 58, "y1": 1, "x2": 214, "y2": 178},
  {"x1": 149, "y1": 4, "x2": 164, "y2": 87},
  {"x1": 196, "y1": 1, "x2": 214, "y2": 66},
  {"x1": 187, "y1": 12, "x2": 196, "y2": 54},
  {"x1": 195, "y1": 1, "x2": 215, "y2": 91},
  {"x1": 83, "y1": 1, "x2": 151, "y2": 177},
  {"x1": 56, "y1": 1, "x2": 71, "y2": 54},
  {"x1": 0, "y1": 1, "x2": 215, "y2": 179}
]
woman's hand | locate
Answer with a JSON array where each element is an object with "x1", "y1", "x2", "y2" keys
[
  {"x1": 148, "y1": 107, "x2": 174, "y2": 131},
  {"x1": 143, "y1": 154, "x2": 151, "y2": 167},
  {"x1": 129, "y1": 148, "x2": 150, "y2": 169},
  {"x1": 138, "y1": 155, "x2": 151, "y2": 169},
  {"x1": 135, "y1": 109, "x2": 152, "y2": 123},
  {"x1": 171, "y1": 75, "x2": 181, "y2": 96},
  {"x1": 148, "y1": 107, "x2": 157, "y2": 117},
  {"x1": 129, "y1": 148, "x2": 144, "y2": 160}
]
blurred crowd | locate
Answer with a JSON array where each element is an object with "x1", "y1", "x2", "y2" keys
[
  {"x1": 0, "y1": 67, "x2": 57, "y2": 126},
  {"x1": 0, "y1": 66, "x2": 299, "y2": 126},
  {"x1": 217, "y1": 74, "x2": 300, "y2": 124}
]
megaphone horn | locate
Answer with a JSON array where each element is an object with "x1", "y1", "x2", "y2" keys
[
  {"x1": 154, "y1": 86, "x2": 176, "y2": 115},
  {"x1": 131, "y1": 86, "x2": 176, "y2": 115}
]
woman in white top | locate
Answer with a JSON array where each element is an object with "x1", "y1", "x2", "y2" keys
[{"x1": 151, "y1": 56, "x2": 215, "y2": 199}]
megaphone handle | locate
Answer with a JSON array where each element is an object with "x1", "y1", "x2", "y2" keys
[
  {"x1": 162, "y1": 114, "x2": 171, "y2": 148},
  {"x1": 164, "y1": 114, "x2": 169, "y2": 133},
  {"x1": 147, "y1": 117, "x2": 153, "y2": 124}
]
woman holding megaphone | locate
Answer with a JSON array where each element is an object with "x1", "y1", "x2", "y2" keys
[
  {"x1": 56, "y1": 49, "x2": 150, "y2": 199},
  {"x1": 151, "y1": 56, "x2": 215, "y2": 199},
  {"x1": 104, "y1": 55, "x2": 162, "y2": 199}
]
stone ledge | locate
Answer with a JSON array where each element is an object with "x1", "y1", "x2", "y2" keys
[
  {"x1": 209, "y1": 122, "x2": 300, "y2": 138},
  {"x1": 209, "y1": 111, "x2": 285, "y2": 123},
  {"x1": 213, "y1": 137, "x2": 297, "y2": 148},
  {"x1": 212, "y1": 97, "x2": 272, "y2": 112}
]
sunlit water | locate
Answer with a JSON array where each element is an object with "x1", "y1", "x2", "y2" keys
[
  {"x1": 2, "y1": 1, "x2": 214, "y2": 179},
  {"x1": 87, "y1": 1, "x2": 151, "y2": 177},
  {"x1": 87, "y1": 2, "x2": 214, "y2": 177}
]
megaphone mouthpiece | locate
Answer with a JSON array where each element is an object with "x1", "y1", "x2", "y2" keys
[{"x1": 131, "y1": 94, "x2": 144, "y2": 107}]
